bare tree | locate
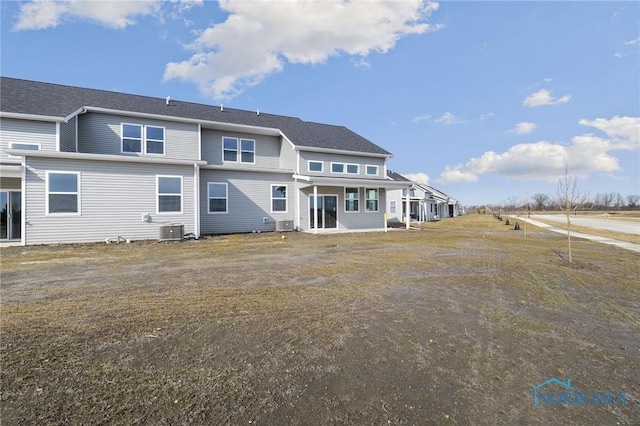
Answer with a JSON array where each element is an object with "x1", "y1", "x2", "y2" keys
[
  {"x1": 626, "y1": 194, "x2": 639, "y2": 208},
  {"x1": 531, "y1": 193, "x2": 549, "y2": 211},
  {"x1": 557, "y1": 162, "x2": 590, "y2": 263}
]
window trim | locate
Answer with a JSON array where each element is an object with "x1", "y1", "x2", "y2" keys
[
  {"x1": 145, "y1": 125, "x2": 165, "y2": 156},
  {"x1": 308, "y1": 160, "x2": 324, "y2": 172},
  {"x1": 207, "y1": 182, "x2": 228, "y2": 214},
  {"x1": 346, "y1": 163, "x2": 359, "y2": 175},
  {"x1": 344, "y1": 187, "x2": 360, "y2": 213},
  {"x1": 223, "y1": 136, "x2": 256, "y2": 164},
  {"x1": 366, "y1": 165, "x2": 379, "y2": 176},
  {"x1": 271, "y1": 184, "x2": 288, "y2": 213},
  {"x1": 365, "y1": 188, "x2": 379, "y2": 212},
  {"x1": 156, "y1": 175, "x2": 183, "y2": 214},
  {"x1": 331, "y1": 162, "x2": 345, "y2": 174},
  {"x1": 46, "y1": 171, "x2": 80, "y2": 216}
]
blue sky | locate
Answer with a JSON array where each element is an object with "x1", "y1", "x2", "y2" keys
[{"x1": 1, "y1": 0, "x2": 638, "y2": 206}]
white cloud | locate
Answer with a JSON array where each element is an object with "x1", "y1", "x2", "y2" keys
[
  {"x1": 624, "y1": 37, "x2": 640, "y2": 45},
  {"x1": 437, "y1": 116, "x2": 639, "y2": 183},
  {"x1": 434, "y1": 112, "x2": 458, "y2": 125},
  {"x1": 404, "y1": 172, "x2": 430, "y2": 184},
  {"x1": 411, "y1": 114, "x2": 431, "y2": 123},
  {"x1": 164, "y1": 0, "x2": 442, "y2": 100},
  {"x1": 523, "y1": 89, "x2": 571, "y2": 107},
  {"x1": 508, "y1": 121, "x2": 536, "y2": 135},
  {"x1": 13, "y1": 0, "x2": 164, "y2": 30},
  {"x1": 417, "y1": 111, "x2": 493, "y2": 125}
]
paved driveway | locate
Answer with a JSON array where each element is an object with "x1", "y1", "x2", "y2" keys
[{"x1": 534, "y1": 214, "x2": 640, "y2": 235}]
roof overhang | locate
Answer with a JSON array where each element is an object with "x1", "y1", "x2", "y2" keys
[
  {"x1": 5, "y1": 148, "x2": 207, "y2": 167},
  {"x1": 295, "y1": 145, "x2": 391, "y2": 158},
  {"x1": 294, "y1": 174, "x2": 411, "y2": 189},
  {"x1": 0, "y1": 162, "x2": 23, "y2": 178},
  {"x1": 0, "y1": 111, "x2": 65, "y2": 123}
]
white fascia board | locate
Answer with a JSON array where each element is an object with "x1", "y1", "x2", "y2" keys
[
  {"x1": 4, "y1": 148, "x2": 207, "y2": 166},
  {"x1": 293, "y1": 174, "x2": 411, "y2": 189},
  {"x1": 83, "y1": 106, "x2": 281, "y2": 136},
  {"x1": 295, "y1": 145, "x2": 392, "y2": 159},
  {"x1": 0, "y1": 112, "x2": 65, "y2": 123},
  {"x1": 0, "y1": 163, "x2": 23, "y2": 178},
  {"x1": 279, "y1": 131, "x2": 296, "y2": 150},
  {"x1": 203, "y1": 164, "x2": 294, "y2": 174}
]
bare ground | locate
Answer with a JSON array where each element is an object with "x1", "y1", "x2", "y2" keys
[{"x1": 1, "y1": 215, "x2": 639, "y2": 425}]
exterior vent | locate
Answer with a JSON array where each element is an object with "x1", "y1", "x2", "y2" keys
[
  {"x1": 159, "y1": 223, "x2": 184, "y2": 241},
  {"x1": 275, "y1": 220, "x2": 294, "y2": 232}
]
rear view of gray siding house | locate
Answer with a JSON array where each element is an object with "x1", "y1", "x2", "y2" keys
[{"x1": 1, "y1": 77, "x2": 418, "y2": 245}]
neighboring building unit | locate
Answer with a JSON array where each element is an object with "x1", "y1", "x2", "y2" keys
[
  {"x1": 386, "y1": 170, "x2": 461, "y2": 223},
  {"x1": 0, "y1": 77, "x2": 411, "y2": 245}
]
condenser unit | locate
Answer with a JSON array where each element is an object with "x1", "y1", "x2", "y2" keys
[
  {"x1": 275, "y1": 220, "x2": 294, "y2": 232},
  {"x1": 159, "y1": 223, "x2": 184, "y2": 241}
]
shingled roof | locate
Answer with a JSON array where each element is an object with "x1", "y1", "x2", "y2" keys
[{"x1": 0, "y1": 77, "x2": 391, "y2": 156}]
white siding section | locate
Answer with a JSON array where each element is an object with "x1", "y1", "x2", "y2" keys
[
  {"x1": 201, "y1": 129, "x2": 290, "y2": 169},
  {"x1": 299, "y1": 150, "x2": 386, "y2": 179},
  {"x1": 386, "y1": 188, "x2": 404, "y2": 222},
  {"x1": 78, "y1": 112, "x2": 199, "y2": 160},
  {"x1": 200, "y1": 169, "x2": 295, "y2": 234},
  {"x1": 24, "y1": 157, "x2": 196, "y2": 245},
  {"x1": 0, "y1": 118, "x2": 57, "y2": 160}
]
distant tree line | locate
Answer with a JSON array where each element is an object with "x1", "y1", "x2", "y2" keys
[{"x1": 473, "y1": 193, "x2": 639, "y2": 213}]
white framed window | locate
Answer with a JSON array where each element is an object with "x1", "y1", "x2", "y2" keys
[
  {"x1": 271, "y1": 184, "x2": 287, "y2": 212},
  {"x1": 346, "y1": 164, "x2": 359, "y2": 175},
  {"x1": 208, "y1": 182, "x2": 228, "y2": 214},
  {"x1": 146, "y1": 126, "x2": 165, "y2": 155},
  {"x1": 308, "y1": 160, "x2": 323, "y2": 172},
  {"x1": 11, "y1": 142, "x2": 40, "y2": 150},
  {"x1": 365, "y1": 188, "x2": 379, "y2": 212},
  {"x1": 223, "y1": 137, "x2": 255, "y2": 163},
  {"x1": 122, "y1": 123, "x2": 142, "y2": 153},
  {"x1": 46, "y1": 171, "x2": 80, "y2": 215},
  {"x1": 390, "y1": 200, "x2": 397, "y2": 214},
  {"x1": 366, "y1": 165, "x2": 379, "y2": 176},
  {"x1": 157, "y1": 175, "x2": 182, "y2": 213},
  {"x1": 241, "y1": 139, "x2": 255, "y2": 163},
  {"x1": 331, "y1": 162, "x2": 345, "y2": 173},
  {"x1": 345, "y1": 187, "x2": 359, "y2": 212}
]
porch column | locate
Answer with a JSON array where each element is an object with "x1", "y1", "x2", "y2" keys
[
  {"x1": 405, "y1": 193, "x2": 410, "y2": 229},
  {"x1": 313, "y1": 185, "x2": 318, "y2": 234}
]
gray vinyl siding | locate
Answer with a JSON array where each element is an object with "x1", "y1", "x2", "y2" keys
[
  {"x1": 59, "y1": 116, "x2": 76, "y2": 152},
  {"x1": 298, "y1": 186, "x2": 387, "y2": 231},
  {"x1": 0, "y1": 118, "x2": 57, "y2": 160},
  {"x1": 77, "y1": 112, "x2": 199, "y2": 160},
  {"x1": 201, "y1": 129, "x2": 293, "y2": 170},
  {"x1": 24, "y1": 157, "x2": 195, "y2": 245},
  {"x1": 200, "y1": 169, "x2": 295, "y2": 234},
  {"x1": 299, "y1": 150, "x2": 386, "y2": 178}
]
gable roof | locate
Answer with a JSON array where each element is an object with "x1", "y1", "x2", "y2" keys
[{"x1": 0, "y1": 77, "x2": 391, "y2": 156}]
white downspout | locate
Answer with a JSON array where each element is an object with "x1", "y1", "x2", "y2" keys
[
  {"x1": 194, "y1": 163, "x2": 200, "y2": 238},
  {"x1": 313, "y1": 185, "x2": 318, "y2": 234}
]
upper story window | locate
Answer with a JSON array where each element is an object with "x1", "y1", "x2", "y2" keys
[
  {"x1": 271, "y1": 185, "x2": 287, "y2": 212},
  {"x1": 366, "y1": 165, "x2": 379, "y2": 176},
  {"x1": 47, "y1": 171, "x2": 80, "y2": 215},
  {"x1": 345, "y1": 187, "x2": 359, "y2": 212},
  {"x1": 308, "y1": 161, "x2": 323, "y2": 172},
  {"x1": 223, "y1": 137, "x2": 255, "y2": 163},
  {"x1": 122, "y1": 123, "x2": 164, "y2": 155},
  {"x1": 157, "y1": 175, "x2": 182, "y2": 213},
  {"x1": 331, "y1": 162, "x2": 345, "y2": 173},
  {"x1": 346, "y1": 164, "x2": 359, "y2": 175},
  {"x1": 208, "y1": 182, "x2": 228, "y2": 214},
  {"x1": 11, "y1": 142, "x2": 40, "y2": 150},
  {"x1": 146, "y1": 126, "x2": 165, "y2": 154}
]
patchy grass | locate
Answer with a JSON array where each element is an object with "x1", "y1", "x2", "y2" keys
[{"x1": 1, "y1": 215, "x2": 639, "y2": 425}]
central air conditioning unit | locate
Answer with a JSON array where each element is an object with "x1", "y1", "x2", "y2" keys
[
  {"x1": 275, "y1": 220, "x2": 294, "y2": 232},
  {"x1": 159, "y1": 223, "x2": 184, "y2": 241}
]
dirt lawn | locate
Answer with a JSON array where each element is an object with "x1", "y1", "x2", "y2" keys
[{"x1": 1, "y1": 215, "x2": 638, "y2": 425}]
